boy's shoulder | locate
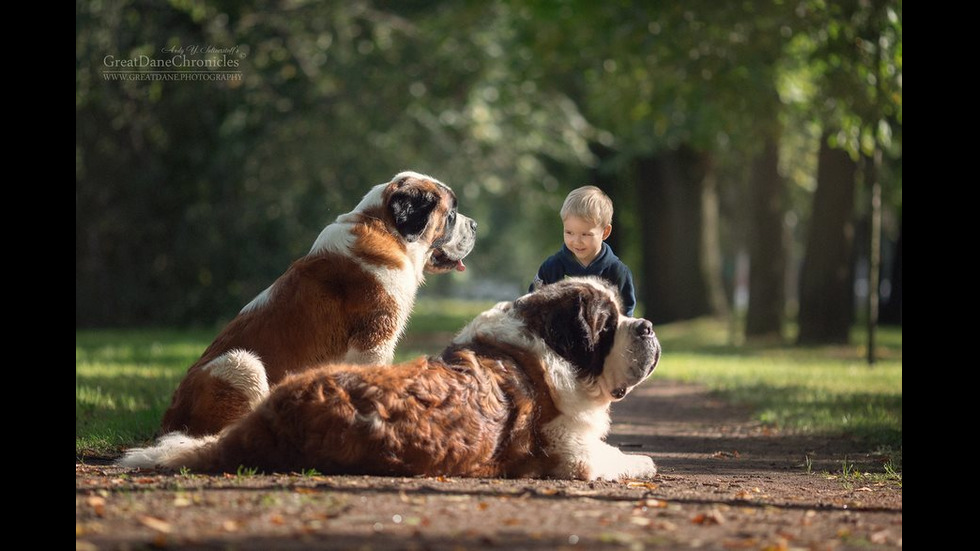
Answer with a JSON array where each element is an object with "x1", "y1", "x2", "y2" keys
[
  {"x1": 604, "y1": 258, "x2": 633, "y2": 282},
  {"x1": 599, "y1": 243, "x2": 629, "y2": 268},
  {"x1": 609, "y1": 254, "x2": 633, "y2": 275},
  {"x1": 538, "y1": 248, "x2": 565, "y2": 269}
]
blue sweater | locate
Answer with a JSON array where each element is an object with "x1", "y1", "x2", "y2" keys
[{"x1": 529, "y1": 242, "x2": 637, "y2": 316}]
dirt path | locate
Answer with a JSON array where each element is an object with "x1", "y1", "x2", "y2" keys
[{"x1": 76, "y1": 380, "x2": 902, "y2": 550}]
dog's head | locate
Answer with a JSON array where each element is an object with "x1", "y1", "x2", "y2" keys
[
  {"x1": 382, "y1": 171, "x2": 477, "y2": 274},
  {"x1": 513, "y1": 277, "x2": 661, "y2": 403}
]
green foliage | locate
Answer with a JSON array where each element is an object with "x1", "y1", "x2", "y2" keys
[{"x1": 76, "y1": 0, "x2": 902, "y2": 328}]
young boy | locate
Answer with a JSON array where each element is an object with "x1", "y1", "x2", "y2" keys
[{"x1": 529, "y1": 185, "x2": 637, "y2": 316}]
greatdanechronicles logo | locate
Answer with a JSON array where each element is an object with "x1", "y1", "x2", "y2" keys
[{"x1": 102, "y1": 44, "x2": 247, "y2": 81}]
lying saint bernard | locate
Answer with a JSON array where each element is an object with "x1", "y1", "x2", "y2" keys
[
  {"x1": 122, "y1": 277, "x2": 661, "y2": 481},
  {"x1": 159, "y1": 171, "x2": 477, "y2": 437}
]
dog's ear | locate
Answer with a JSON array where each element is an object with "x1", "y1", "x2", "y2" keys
[
  {"x1": 389, "y1": 184, "x2": 439, "y2": 243},
  {"x1": 517, "y1": 284, "x2": 616, "y2": 378}
]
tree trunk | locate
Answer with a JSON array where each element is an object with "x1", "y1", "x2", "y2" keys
[
  {"x1": 879, "y1": 218, "x2": 902, "y2": 325},
  {"x1": 700, "y1": 166, "x2": 730, "y2": 318},
  {"x1": 745, "y1": 137, "x2": 785, "y2": 339},
  {"x1": 797, "y1": 137, "x2": 857, "y2": 344},
  {"x1": 633, "y1": 146, "x2": 717, "y2": 324}
]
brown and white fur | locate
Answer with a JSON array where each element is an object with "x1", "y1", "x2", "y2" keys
[
  {"x1": 122, "y1": 277, "x2": 661, "y2": 481},
  {"x1": 159, "y1": 171, "x2": 477, "y2": 437}
]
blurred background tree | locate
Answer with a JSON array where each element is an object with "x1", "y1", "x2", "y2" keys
[{"x1": 76, "y1": 0, "x2": 902, "y2": 344}]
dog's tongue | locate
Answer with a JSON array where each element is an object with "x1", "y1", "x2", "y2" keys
[{"x1": 455, "y1": 259, "x2": 466, "y2": 272}]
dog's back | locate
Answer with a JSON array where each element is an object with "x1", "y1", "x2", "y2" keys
[{"x1": 139, "y1": 355, "x2": 544, "y2": 476}]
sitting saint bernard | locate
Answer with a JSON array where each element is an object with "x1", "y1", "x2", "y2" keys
[
  {"x1": 121, "y1": 277, "x2": 661, "y2": 481},
  {"x1": 159, "y1": 171, "x2": 477, "y2": 437}
]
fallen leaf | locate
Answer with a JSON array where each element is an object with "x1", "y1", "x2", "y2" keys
[
  {"x1": 629, "y1": 516, "x2": 652, "y2": 527},
  {"x1": 855, "y1": 486, "x2": 873, "y2": 492},
  {"x1": 269, "y1": 514, "x2": 285, "y2": 525},
  {"x1": 223, "y1": 520, "x2": 239, "y2": 532},
  {"x1": 691, "y1": 510, "x2": 726, "y2": 525},
  {"x1": 86, "y1": 496, "x2": 106, "y2": 517},
  {"x1": 294, "y1": 487, "x2": 316, "y2": 495},
  {"x1": 711, "y1": 451, "x2": 739, "y2": 459},
  {"x1": 625, "y1": 481, "x2": 659, "y2": 490},
  {"x1": 138, "y1": 515, "x2": 173, "y2": 533},
  {"x1": 639, "y1": 498, "x2": 668, "y2": 508},
  {"x1": 536, "y1": 488, "x2": 560, "y2": 496}
]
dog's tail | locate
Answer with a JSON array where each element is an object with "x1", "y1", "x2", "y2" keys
[
  {"x1": 121, "y1": 349, "x2": 271, "y2": 471},
  {"x1": 200, "y1": 348, "x2": 270, "y2": 410},
  {"x1": 117, "y1": 431, "x2": 221, "y2": 470}
]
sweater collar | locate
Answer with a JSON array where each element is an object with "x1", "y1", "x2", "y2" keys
[{"x1": 561, "y1": 242, "x2": 611, "y2": 269}]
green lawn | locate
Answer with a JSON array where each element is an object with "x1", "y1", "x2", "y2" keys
[
  {"x1": 76, "y1": 301, "x2": 902, "y2": 467},
  {"x1": 654, "y1": 318, "x2": 902, "y2": 454}
]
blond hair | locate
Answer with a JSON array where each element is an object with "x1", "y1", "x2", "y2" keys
[{"x1": 560, "y1": 186, "x2": 613, "y2": 227}]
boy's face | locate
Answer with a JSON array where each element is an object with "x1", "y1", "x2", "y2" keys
[{"x1": 563, "y1": 215, "x2": 612, "y2": 267}]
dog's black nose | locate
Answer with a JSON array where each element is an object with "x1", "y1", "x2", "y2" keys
[{"x1": 636, "y1": 319, "x2": 654, "y2": 337}]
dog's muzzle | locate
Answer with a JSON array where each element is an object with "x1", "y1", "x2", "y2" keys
[
  {"x1": 427, "y1": 215, "x2": 477, "y2": 273},
  {"x1": 611, "y1": 319, "x2": 661, "y2": 400}
]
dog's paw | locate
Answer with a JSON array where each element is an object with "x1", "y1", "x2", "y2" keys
[
  {"x1": 587, "y1": 449, "x2": 657, "y2": 481},
  {"x1": 620, "y1": 453, "x2": 657, "y2": 479}
]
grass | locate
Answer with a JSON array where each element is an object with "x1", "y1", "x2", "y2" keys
[
  {"x1": 829, "y1": 456, "x2": 903, "y2": 489},
  {"x1": 76, "y1": 329, "x2": 214, "y2": 456},
  {"x1": 654, "y1": 318, "x2": 903, "y2": 458},
  {"x1": 76, "y1": 300, "x2": 902, "y2": 468}
]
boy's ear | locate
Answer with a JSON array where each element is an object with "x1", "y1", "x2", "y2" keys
[{"x1": 601, "y1": 224, "x2": 612, "y2": 240}]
